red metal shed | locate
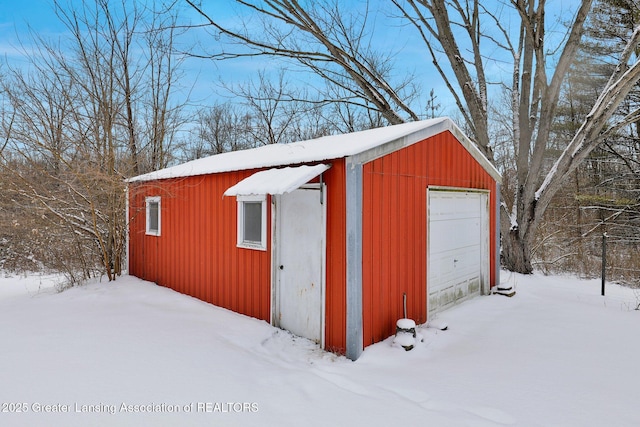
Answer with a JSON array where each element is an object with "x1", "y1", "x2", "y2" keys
[{"x1": 127, "y1": 118, "x2": 501, "y2": 360}]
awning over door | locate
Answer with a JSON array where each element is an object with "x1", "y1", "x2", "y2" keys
[{"x1": 224, "y1": 164, "x2": 330, "y2": 197}]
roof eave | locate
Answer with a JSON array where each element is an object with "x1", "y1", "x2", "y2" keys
[{"x1": 347, "y1": 118, "x2": 502, "y2": 183}]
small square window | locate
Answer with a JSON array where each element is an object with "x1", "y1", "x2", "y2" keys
[
  {"x1": 243, "y1": 201, "x2": 262, "y2": 242},
  {"x1": 237, "y1": 195, "x2": 266, "y2": 250},
  {"x1": 146, "y1": 196, "x2": 161, "y2": 236}
]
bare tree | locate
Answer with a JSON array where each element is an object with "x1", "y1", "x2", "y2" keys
[
  {"x1": 232, "y1": 70, "x2": 301, "y2": 145},
  {"x1": 185, "y1": 0, "x2": 421, "y2": 125},
  {"x1": 185, "y1": 0, "x2": 640, "y2": 273},
  {"x1": 534, "y1": 0, "x2": 640, "y2": 283},
  {"x1": 184, "y1": 102, "x2": 254, "y2": 159},
  {"x1": 0, "y1": 0, "x2": 187, "y2": 282},
  {"x1": 140, "y1": 6, "x2": 190, "y2": 172},
  {"x1": 186, "y1": 64, "x2": 385, "y2": 160}
]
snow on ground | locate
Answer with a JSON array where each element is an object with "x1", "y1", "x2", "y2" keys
[{"x1": 0, "y1": 271, "x2": 638, "y2": 426}]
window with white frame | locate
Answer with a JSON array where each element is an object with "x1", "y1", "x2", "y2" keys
[
  {"x1": 146, "y1": 196, "x2": 161, "y2": 236},
  {"x1": 237, "y1": 195, "x2": 266, "y2": 250}
]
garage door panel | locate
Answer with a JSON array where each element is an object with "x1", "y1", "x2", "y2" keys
[
  {"x1": 431, "y1": 194, "x2": 481, "y2": 217},
  {"x1": 431, "y1": 218, "x2": 480, "y2": 252},
  {"x1": 430, "y1": 284, "x2": 455, "y2": 311},
  {"x1": 468, "y1": 277, "x2": 480, "y2": 294},
  {"x1": 428, "y1": 190, "x2": 486, "y2": 316},
  {"x1": 454, "y1": 245, "x2": 482, "y2": 275}
]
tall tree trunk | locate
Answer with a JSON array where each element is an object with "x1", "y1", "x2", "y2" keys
[
  {"x1": 501, "y1": 226, "x2": 534, "y2": 274},
  {"x1": 188, "y1": 0, "x2": 640, "y2": 276}
]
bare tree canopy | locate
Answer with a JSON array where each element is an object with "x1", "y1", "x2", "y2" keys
[
  {"x1": 185, "y1": 0, "x2": 640, "y2": 274},
  {"x1": 3, "y1": 0, "x2": 640, "y2": 280},
  {"x1": 0, "y1": 0, "x2": 188, "y2": 282},
  {"x1": 185, "y1": 0, "x2": 422, "y2": 125}
]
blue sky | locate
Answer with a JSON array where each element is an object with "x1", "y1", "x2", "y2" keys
[
  {"x1": 0, "y1": 0, "x2": 57, "y2": 63},
  {"x1": 0, "y1": 0, "x2": 237, "y2": 107},
  {"x1": 0, "y1": 0, "x2": 445, "y2": 114},
  {"x1": 1, "y1": 0, "x2": 584, "y2": 117}
]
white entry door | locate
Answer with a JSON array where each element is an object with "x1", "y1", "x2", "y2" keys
[
  {"x1": 274, "y1": 185, "x2": 326, "y2": 344},
  {"x1": 428, "y1": 190, "x2": 488, "y2": 316}
]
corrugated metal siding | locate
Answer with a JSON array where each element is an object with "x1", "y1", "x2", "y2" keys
[
  {"x1": 129, "y1": 162, "x2": 349, "y2": 353},
  {"x1": 128, "y1": 130, "x2": 497, "y2": 354},
  {"x1": 322, "y1": 160, "x2": 348, "y2": 354},
  {"x1": 128, "y1": 170, "x2": 271, "y2": 323},
  {"x1": 361, "y1": 130, "x2": 497, "y2": 346}
]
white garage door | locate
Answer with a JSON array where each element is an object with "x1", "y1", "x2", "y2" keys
[{"x1": 428, "y1": 190, "x2": 487, "y2": 316}]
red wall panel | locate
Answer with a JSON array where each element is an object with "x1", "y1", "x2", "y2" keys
[
  {"x1": 129, "y1": 162, "x2": 350, "y2": 353},
  {"x1": 361, "y1": 131, "x2": 497, "y2": 346},
  {"x1": 128, "y1": 170, "x2": 272, "y2": 323},
  {"x1": 322, "y1": 160, "x2": 348, "y2": 354}
]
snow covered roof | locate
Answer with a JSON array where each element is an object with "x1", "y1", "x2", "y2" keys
[
  {"x1": 223, "y1": 164, "x2": 330, "y2": 196},
  {"x1": 128, "y1": 117, "x2": 501, "y2": 183}
]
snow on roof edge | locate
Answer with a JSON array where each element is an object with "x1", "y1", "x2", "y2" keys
[
  {"x1": 128, "y1": 118, "x2": 501, "y2": 183},
  {"x1": 223, "y1": 164, "x2": 331, "y2": 196}
]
